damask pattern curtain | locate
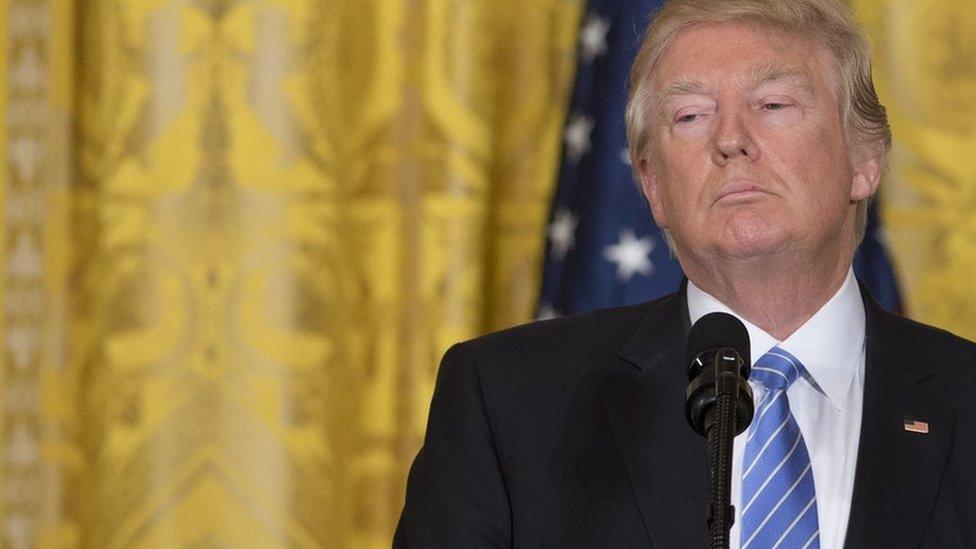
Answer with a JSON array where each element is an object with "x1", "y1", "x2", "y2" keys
[
  {"x1": 0, "y1": 1, "x2": 972, "y2": 548},
  {"x1": 1, "y1": 1, "x2": 581, "y2": 546},
  {"x1": 852, "y1": 0, "x2": 976, "y2": 339}
]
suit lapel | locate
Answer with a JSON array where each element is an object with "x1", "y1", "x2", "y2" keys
[
  {"x1": 603, "y1": 288, "x2": 712, "y2": 547},
  {"x1": 845, "y1": 290, "x2": 953, "y2": 548}
]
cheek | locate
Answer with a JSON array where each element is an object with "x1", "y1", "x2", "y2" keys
[
  {"x1": 656, "y1": 154, "x2": 705, "y2": 214},
  {"x1": 791, "y1": 145, "x2": 855, "y2": 219},
  {"x1": 787, "y1": 122, "x2": 852, "y2": 186}
]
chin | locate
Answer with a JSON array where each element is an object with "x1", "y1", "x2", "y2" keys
[
  {"x1": 719, "y1": 218, "x2": 788, "y2": 259},
  {"x1": 720, "y1": 239, "x2": 787, "y2": 259}
]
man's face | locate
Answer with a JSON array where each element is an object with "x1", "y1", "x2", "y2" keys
[{"x1": 638, "y1": 22, "x2": 881, "y2": 267}]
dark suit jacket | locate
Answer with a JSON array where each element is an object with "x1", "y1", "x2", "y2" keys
[{"x1": 395, "y1": 285, "x2": 976, "y2": 547}]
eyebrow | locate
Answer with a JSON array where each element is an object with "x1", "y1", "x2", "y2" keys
[
  {"x1": 745, "y1": 63, "x2": 815, "y2": 93},
  {"x1": 655, "y1": 79, "x2": 711, "y2": 117}
]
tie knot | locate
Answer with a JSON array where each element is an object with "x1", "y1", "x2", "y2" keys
[{"x1": 751, "y1": 347, "x2": 805, "y2": 390}]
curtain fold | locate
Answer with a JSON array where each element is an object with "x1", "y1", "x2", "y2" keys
[
  {"x1": 3, "y1": 0, "x2": 580, "y2": 546},
  {"x1": 852, "y1": 0, "x2": 976, "y2": 341}
]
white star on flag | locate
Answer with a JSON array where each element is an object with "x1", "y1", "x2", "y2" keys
[
  {"x1": 603, "y1": 229, "x2": 654, "y2": 281},
  {"x1": 579, "y1": 13, "x2": 610, "y2": 63},
  {"x1": 535, "y1": 305, "x2": 560, "y2": 321},
  {"x1": 548, "y1": 209, "x2": 578, "y2": 260},
  {"x1": 564, "y1": 114, "x2": 594, "y2": 164},
  {"x1": 619, "y1": 148, "x2": 631, "y2": 166},
  {"x1": 876, "y1": 226, "x2": 891, "y2": 246}
]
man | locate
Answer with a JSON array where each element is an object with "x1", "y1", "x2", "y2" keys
[{"x1": 395, "y1": 0, "x2": 976, "y2": 547}]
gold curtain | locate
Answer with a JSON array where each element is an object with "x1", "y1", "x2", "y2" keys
[
  {"x1": 1, "y1": 0, "x2": 581, "y2": 546},
  {"x1": 1, "y1": 0, "x2": 974, "y2": 548},
  {"x1": 852, "y1": 0, "x2": 976, "y2": 341}
]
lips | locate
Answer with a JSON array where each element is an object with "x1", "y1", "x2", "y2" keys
[{"x1": 714, "y1": 180, "x2": 768, "y2": 203}]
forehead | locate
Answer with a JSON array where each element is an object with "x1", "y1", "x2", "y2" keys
[{"x1": 650, "y1": 22, "x2": 836, "y2": 93}]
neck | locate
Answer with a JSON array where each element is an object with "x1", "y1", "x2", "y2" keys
[{"x1": 684, "y1": 250, "x2": 852, "y2": 341}]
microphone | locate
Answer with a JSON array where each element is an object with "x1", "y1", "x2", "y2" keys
[
  {"x1": 686, "y1": 312, "x2": 754, "y2": 436},
  {"x1": 685, "y1": 312, "x2": 755, "y2": 549}
]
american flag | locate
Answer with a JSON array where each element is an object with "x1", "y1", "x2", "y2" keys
[
  {"x1": 538, "y1": 0, "x2": 903, "y2": 318},
  {"x1": 903, "y1": 419, "x2": 929, "y2": 434}
]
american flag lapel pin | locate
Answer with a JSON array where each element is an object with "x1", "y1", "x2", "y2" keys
[{"x1": 903, "y1": 419, "x2": 929, "y2": 434}]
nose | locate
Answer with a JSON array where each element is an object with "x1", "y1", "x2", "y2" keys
[{"x1": 710, "y1": 107, "x2": 759, "y2": 166}]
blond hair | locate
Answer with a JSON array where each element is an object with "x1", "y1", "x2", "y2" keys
[{"x1": 625, "y1": 0, "x2": 890, "y2": 241}]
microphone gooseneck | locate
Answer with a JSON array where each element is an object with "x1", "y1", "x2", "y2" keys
[{"x1": 685, "y1": 312, "x2": 755, "y2": 549}]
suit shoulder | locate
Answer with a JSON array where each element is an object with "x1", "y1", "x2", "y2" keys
[
  {"x1": 471, "y1": 301, "x2": 653, "y2": 351},
  {"x1": 874, "y1": 308, "x2": 976, "y2": 378},
  {"x1": 445, "y1": 294, "x2": 678, "y2": 379},
  {"x1": 880, "y1": 309, "x2": 976, "y2": 353}
]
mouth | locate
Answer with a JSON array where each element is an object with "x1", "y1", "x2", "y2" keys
[{"x1": 713, "y1": 181, "x2": 769, "y2": 204}]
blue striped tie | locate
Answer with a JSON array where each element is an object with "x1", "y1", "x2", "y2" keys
[{"x1": 741, "y1": 347, "x2": 820, "y2": 549}]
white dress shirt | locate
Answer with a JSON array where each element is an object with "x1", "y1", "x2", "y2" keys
[{"x1": 687, "y1": 269, "x2": 865, "y2": 549}]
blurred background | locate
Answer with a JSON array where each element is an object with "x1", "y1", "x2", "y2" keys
[{"x1": 0, "y1": 0, "x2": 973, "y2": 547}]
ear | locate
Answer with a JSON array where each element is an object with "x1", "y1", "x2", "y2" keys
[
  {"x1": 638, "y1": 155, "x2": 669, "y2": 229},
  {"x1": 850, "y1": 141, "x2": 884, "y2": 202}
]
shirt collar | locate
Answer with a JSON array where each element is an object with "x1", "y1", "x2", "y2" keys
[{"x1": 686, "y1": 269, "x2": 865, "y2": 411}]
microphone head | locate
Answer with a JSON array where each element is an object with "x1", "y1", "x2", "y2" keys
[
  {"x1": 685, "y1": 311, "x2": 754, "y2": 437},
  {"x1": 686, "y1": 312, "x2": 751, "y2": 376}
]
